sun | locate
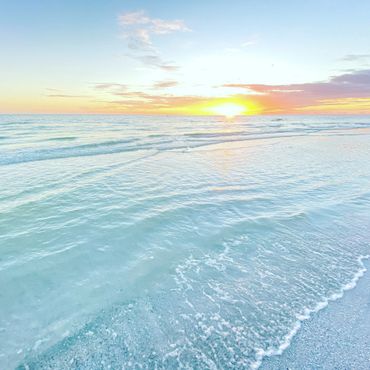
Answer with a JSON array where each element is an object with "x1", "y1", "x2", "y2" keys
[{"x1": 208, "y1": 103, "x2": 246, "y2": 118}]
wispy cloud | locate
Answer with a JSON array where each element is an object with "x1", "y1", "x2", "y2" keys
[
  {"x1": 46, "y1": 94, "x2": 89, "y2": 98},
  {"x1": 127, "y1": 54, "x2": 179, "y2": 71},
  {"x1": 242, "y1": 35, "x2": 259, "y2": 47},
  {"x1": 118, "y1": 10, "x2": 190, "y2": 71},
  {"x1": 45, "y1": 88, "x2": 61, "y2": 93},
  {"x1": 223, "y1": 69, "x2": 370, "y2": 112},
  {"x1": 153, "y1": 80, "x2": 179, "y2": 89},
  {"x1": 91, "y1": 86, "x2": 211, "y2": 113},
  {"x1": 296, "y1": 97, "x2": 370, "y2": 113},
  {"x1": 106, "y1": 92, "x2": 207, "y2": 113},
  {"x1": 225, "y1": 69, "x2": 370, "y2": 98},
  {"x1": 119, "y1": 10, "x2": 190, "y2": 45},
  {"x1": 45, "y1": 88, "x2": 90, "y2": 99},
  {"x1": 341, "y1": 54, "x2": 370, "y2": 62},
  {"x1": 94, "y1": 83, "x2": 128, "y2": 91}
]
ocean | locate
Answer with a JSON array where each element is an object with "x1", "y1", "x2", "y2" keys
[{"x1": 0, "y1": 114, "x2": 369, "y2": 369}]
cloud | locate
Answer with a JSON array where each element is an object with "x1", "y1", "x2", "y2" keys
[
  {"x1": 128, "y1": 53, "x2": 179, "y2": 71},
  {"x1": 223, "y1": 69, "x2": 370, "y2": 112},
  {"x1": 160, "y1": 64, "x2": 179, "y2": 72},
  {"x1": 118, "y1": 10, "x2": 189, "y2": 70},
  {"x1": 46, "y1": 94, "x2": 89, "y2": 98},
  {"x1": 119, "y1": 11, "x2": 151, "y2": 26},
  {"x1": 94, "y1": 83, "x2": 127, "y2": 91},
  {"x1": 125, "y1": 28, "x2": 153, "y2": 50},
  {"x1": 153, "y1": 80, "x2": 179, "y2": 89},
  {"x1": 108, "y1": 93, "x2": 206, "y2": 111},
  {"x1": 119, "y1": 10, "x2": 190, "y2": 35},
  {"x1": 341, "y1": 54, "x2": 370, "y2": 62},
  {"x1": 242, "y1": 35, "x2": 259, "y2": 47},
  {"x1": 247, "y1": 69, "x2": 370, "y2": 98},
  {"x1": 297, "y1": 97, "x2": 370, "y2": 113},
  {"x1": 94, "y1": 87, "x2": 211, "y2": 114}
]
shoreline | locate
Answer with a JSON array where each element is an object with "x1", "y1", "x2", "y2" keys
[{"x1": 260, "y1": 257, "x2": 370, "y2": 369}]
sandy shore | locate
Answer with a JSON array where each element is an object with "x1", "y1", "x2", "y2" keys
[{"x1": 261, "y1": 260, "x2": 370, "y2": 369}]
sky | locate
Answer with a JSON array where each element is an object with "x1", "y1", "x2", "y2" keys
[{"x1": 1, "y1": 0, "x2": 370, "y2": 115}]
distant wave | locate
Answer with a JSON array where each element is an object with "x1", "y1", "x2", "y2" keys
[{"x1": 1, "y1": 117, "x2": 369, "y2": 166}]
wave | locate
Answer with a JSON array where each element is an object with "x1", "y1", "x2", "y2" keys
[
  {"x1": 0, "y1": 151, "x2": 159, "y2": 214},
  {"x1": 1, "y1": 119, "x2": 370, "y2": 166},
  {"x1": 45, "y1": 136, "x2": 77, "y2": 142},
  {"x1": 251, "y1": 254, "x2": 370, "y2": 369},
  {"x1": 0, "y1": 138, "x2": 141, "y2": 166}
]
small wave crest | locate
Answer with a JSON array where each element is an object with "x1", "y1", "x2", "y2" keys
[{"x1": 251, "y1": 254, "x2": 370, "y2": 369}]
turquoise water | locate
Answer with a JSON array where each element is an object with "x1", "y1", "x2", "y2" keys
[{"x1": 1, "y1": 115, "x2": 370, "y2": 369}]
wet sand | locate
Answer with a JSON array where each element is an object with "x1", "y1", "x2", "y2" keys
[{"x1": 261, "y1": 260, "x2": 370, "y2": 369}]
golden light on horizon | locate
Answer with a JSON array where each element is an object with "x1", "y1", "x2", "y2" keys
[{"x1": 207, "y1": 103, "x2": 246, "y2": 118}]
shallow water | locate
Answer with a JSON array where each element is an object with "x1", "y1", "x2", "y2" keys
[{"x1": 0, "y1": 115, "x2": 370, "y2": 369}]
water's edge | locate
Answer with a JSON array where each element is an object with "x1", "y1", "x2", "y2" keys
[{"x1": 256, "y1": 255, "x2": 370, "y2": 369}]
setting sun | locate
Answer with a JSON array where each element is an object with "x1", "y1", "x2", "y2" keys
[{"x1": 208, "y1": 103, "x2": 246, "y2": 118}]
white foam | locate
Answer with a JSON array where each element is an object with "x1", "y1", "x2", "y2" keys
[{"x1": 250, "y1": 254, "x2": 370, "y2": 369}]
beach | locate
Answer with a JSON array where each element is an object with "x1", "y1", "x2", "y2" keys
[{"x1": 262, "y1": 259, "x2": 370, "y2": 369}]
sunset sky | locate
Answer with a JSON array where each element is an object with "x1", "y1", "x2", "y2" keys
[{"x1": 1, "y1": 0, "x2": 370, "y2": 114}]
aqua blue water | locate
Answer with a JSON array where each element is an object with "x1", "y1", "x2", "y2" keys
[{"x1": 1, "y1": 115, "x2": 370, "y2": 369}]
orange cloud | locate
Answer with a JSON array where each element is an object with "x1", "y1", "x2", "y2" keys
[
  {"x1": 297, "y1": 97, "x2": 370, "y2": 113},
  {"x1": 153, "y1": 80, "x2": 179, "y2": 89},
  {"x1": 223, "y1": 69, "x2": 370, "y2": 113}
]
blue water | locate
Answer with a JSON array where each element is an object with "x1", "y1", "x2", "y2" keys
[{"x1": 0, "y1": 115, "x2": 370, "y2": 369}]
